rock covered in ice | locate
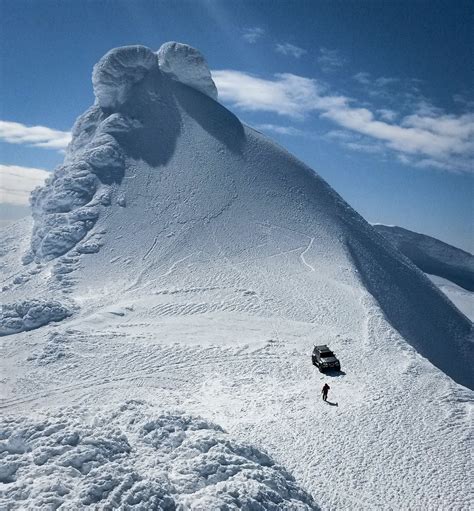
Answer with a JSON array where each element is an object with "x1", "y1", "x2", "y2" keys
[
  {"x1": 157, "y1": 41, "x2": 218, "y2": 100},
  {"x1": 28, "y1": 41, "x2": 220, "y2": 261},
  {"x1": 0, "y1": 402, "x2": 318, "y2": 510},
  {"x1": 92, "y1": 45, "x2": 157, "y2": 109},
  {"x1": 0, "y1": 299, "x2": 71, "y2": 336}
]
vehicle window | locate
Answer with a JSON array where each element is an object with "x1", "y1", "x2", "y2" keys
[{"x1": 321, "y1": 352, "x2": 333, "y2": 358}]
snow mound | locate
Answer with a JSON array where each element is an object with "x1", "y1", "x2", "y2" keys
[
  {"x1": 0, "y1": 299, "x2": 71, "y2": 336},
  {"x1": 374, "y1": 224, "x2": 474, "y2": 291},
  {"x1": 157, "y1": 41, "x2": 218, "y2": 100},
  {"x1": 92, "y1": 45, "x2": 157, "y2": 109},
  {"x1": 0, "y1": 402, "x2": 318, "y2": 510}
]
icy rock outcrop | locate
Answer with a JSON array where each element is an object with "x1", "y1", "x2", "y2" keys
[
  {"x1": 92, "y1": 45, "x2": 157, "y2": 109},
  {"x1": 0, "y1": 299, "x2": 71, "y2": 336},
  {"x1": 0, "y1": 402, "x2": 318, "y2": 510},
  {"x1": 157, "y1": 41, "x2": 218, "y2": 100},
  {"x1": 28, "y1": 42, "x2": 218, "y2": 261}
]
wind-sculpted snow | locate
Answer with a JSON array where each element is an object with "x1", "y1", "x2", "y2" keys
[
  {"x1": 0, "y1": 402, "x2": 318, "y2": 510},
  {"x1": 374, "y1": 224, "x2": 474, "y2": 291},
  {"x1": 0, "y1": 299, "x2": 71, "y2": 336},
  {"x1": 27, "y1": 42, "x2": 218, "y2": 261},
  {"x1": 157, "y1": 41, "x2": 218, "y2": 100},
  {"x1": 92, "y1": 45, "x2": 157, "y2": 109}
]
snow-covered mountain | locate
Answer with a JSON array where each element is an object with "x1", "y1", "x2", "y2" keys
[
  {"x1": 374, "y1": 224, "x2": 474, "y2": 321},
  {"x1": 1, "y1": 43, "x2": 473, "y2": 510},
  {"x1": 373, "y1": 224, "x2": 474, "y2": 291}
]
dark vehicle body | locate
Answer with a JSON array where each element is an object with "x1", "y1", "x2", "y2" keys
[{"x1": 312, "y1": 345, "x2": 341, "y2": 372}]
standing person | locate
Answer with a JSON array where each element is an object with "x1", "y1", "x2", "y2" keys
[{"x1": 321, "y1": 383, "x2": 330, "y2": 401}]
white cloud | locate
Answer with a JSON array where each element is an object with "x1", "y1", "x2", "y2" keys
[
  {"x1": 242, "y1": 27, "x2": 265, "y2": 43},
  {"x1": 212, "y1": 69, "x2": 474, "y2": 173},
  {"x1": 212, "y1": 70, "x2": 346, "y2": 118},
  {"x1": 318, "y1": 48, "x2": 347, "y2": 72},
  {"x1": 0, "y1": 164, "x2": 50, "y2": 206},
  {"x1": 0, "y1": 120, "x2": 71, "y2": 151},
  {"x1": 275, "y1": 43, "x2": 307, "y2": 59},
  {"x1": 377, "y1": 109, "x2": 398, "y2": 122},
  {"x1": 353, "y1": 72, "x2": 371, "y2": 85},
  {"x1": 254, "y1": 124, "x2": 308, "y2": 137}
]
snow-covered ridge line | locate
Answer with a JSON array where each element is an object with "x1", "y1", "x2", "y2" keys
[
  {"x1": 27, "y1": 43, "x2": 217, "y2": 262},
  {"x1": 373, "y1": 224, "x2": 474, "y2": 291}
]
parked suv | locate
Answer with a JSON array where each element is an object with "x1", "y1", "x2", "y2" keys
[{"x1": 312, "y1": 345, "x2": 341, "y2": 372}]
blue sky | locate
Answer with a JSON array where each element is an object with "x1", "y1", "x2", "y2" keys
[{"x1": 1, "y1": 0, "x2": 472, "y2": 251}]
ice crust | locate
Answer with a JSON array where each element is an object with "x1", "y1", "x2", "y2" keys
[
  {"x1": 0, "y1": 299, "x2": 71, "y2": 336},
  {"x1": 0, "y1": 402, "x2": 318, "y2": 510},
  {"x1": 28, "y1": 43, "x2": 217, "y2": 261}
]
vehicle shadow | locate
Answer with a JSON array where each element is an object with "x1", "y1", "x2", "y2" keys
[{"x1": 322, "y1": 369, "x2": 346, "y2": 377}]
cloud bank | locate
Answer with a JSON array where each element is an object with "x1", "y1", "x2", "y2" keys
[
  {"x1": 0, "y1": 120, "x2": 71, "y2": 151},
  {"x1": 212, "y1": 70, "x2": 474, "y2": 173}
]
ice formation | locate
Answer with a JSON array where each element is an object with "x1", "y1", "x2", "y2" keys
[
  {"x1": 157, "y1": 41, "x2": 218, "y2": 100},
  {"x1": 0, "y1": 402, "x2": 318, "y2": 510},
  {"x1": 92, "y1": 45, "x2": 157, "y2": 109},
  {"x1": 0, "y1": 299, "x2": 71, "y2": 336},
  {"x1": 28, "y1": 42, "x2": 218, "y2": 262}
]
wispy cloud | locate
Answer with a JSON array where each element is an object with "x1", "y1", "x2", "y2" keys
[
  {"x1": 318, "y1": 48, "x2": 347, "y2": 73},
  {"x1": 0, "y1": 164, "x2": 50, "y2": 206},
  {"x1": 242, "y1": 27, "x2": 265, "y2": 44},
  {"x1": 275, "y1": 43, "x2": 307, "y2": 59},
  {"x1": 0, "y1": 120, "x2": 71, "y2": 151},
  {"x1": 254, "y1": 124, "x2": 307, "y2": 137},
  {"x1": 212, "y1": 69, "x2": 474, "y2": 173}
]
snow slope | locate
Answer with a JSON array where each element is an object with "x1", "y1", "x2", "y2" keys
[
  {"x1": 374, "y1": 224, "x2": 474, "y2": 321},
  {"x1": 428, "y1": 274, "x2": 474, "y2": 321},
  {"x1": 374, "y1": 224, "x2": 474, "y2": 291},
  {"x1": 1, "y1": 43, "x2": 473, "y2": 509}
]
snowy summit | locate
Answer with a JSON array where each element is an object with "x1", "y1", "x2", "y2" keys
[{"x1": 1, "y1": 42, "x2": 473, "y2": 510}]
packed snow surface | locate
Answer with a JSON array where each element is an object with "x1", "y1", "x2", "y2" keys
[{"x1": 1, "y1": 43, "x2": 473, "y2": 509}]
